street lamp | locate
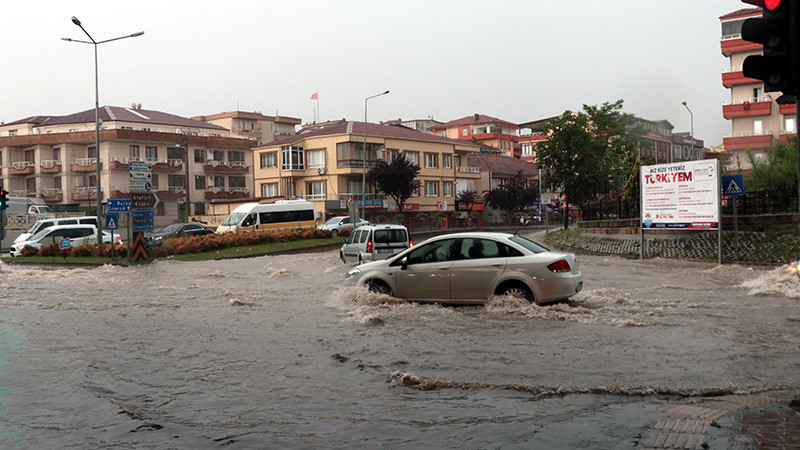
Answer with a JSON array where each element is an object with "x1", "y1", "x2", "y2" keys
[
  {"x1": 176, "y1": 136, "x2": 191, "y2": 222},
  {"x1": 682, "y1": 101, "x2": 694, "y2": 161},
  {"x1": 63, "y1": 16, "x2": 144, "y2": 246},
  {"x1": 361, "y1": 90, "x2": 390, "y2": 222}
]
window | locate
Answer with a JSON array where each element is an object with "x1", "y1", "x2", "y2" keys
[
  {"x1": 521, "y1": 143, "x2": 533, "y2": 158},
  {"x1": 194, "y1": 149, "x2": 205, "y2": 163},
  {"x1": 88, "y1": 146, "x2": 97, "y2": 159},
  {"x1": 306, "y1": 149, "x2": 325, "y2": 168},
  {"x1": 347, "y1": 180, "x2": 364, "y2": 196},
  {"x1": 443, "y1": 181, "x2": 453, "y2": 197},
  {"x1": 425, "y1": 181, "x2": 438, "y2": 196},
  {"x1": 129, "y1": 145, "x2": 140, "y2": 159},
  {"x1": 151, "y1": 173, "x2": 159, "y2": 190},
  {"x1": 387, "y1": 149, "x2": 400, "y2": 163},
  {"x1": 424, "y1": 153, "x2": 438, "y2": 168},
  {"x1": 146, "y1": 146, "x2": 158, "y2": 161},
  {"x1": 53, "y1": 147, "x2": 61, "y2": 161},
  {"x1": 753, "y1": 87, "x2": 763, "y2": 101},
  {"x1": 168, "y1": 174, "x2": 185, "y2": 189},
  {"x1": 229, "y1": 176, "x2": 246, "y2": 189},
  {"x1": 443, "y1": 154, "x2": 452, "y2": 169},
  {"x1": 211, "y1": 150, "x2": 225, "y2": 162},
  {"x1": 336, "y1": 142, "x2": 382, "y2": 168},
  {"x1": 281, "y1": 145, "x2": 305, "y2": 170},
  {"x1": 168, "y1": 147, "x2": 184, "y2": 161},
  {"x1": 210, "y1": 176, "x2": 225, "y2": 188},
  {"x1": 405, "y1": 151, "x2": 419, "y2": 166},
  {"x1": 194, "y1": 175, "x2": 206, "y2": 190},
  {"x1": 754, "y1": 119, "x2": 763, "y2": 134},
  {"x1": 786, "y1": 117, "x2": 796, "y2": 133},
  {"x1": 26, "y1": 177, "x2": 36, "y2": 193},
  {"x1": 24, "y1": 149, "x2": 35, "y2": 164},
  {"x1": 261, "y1": 183, "x2": 278, "y2": 197},
  {"x1": 306, "y1": 181, "x2": 325, "y2": 199},
  {"x1": 229, "y1": 151, "x2": 245, "y2": 162},
  {"x1": 260, "y1": 152, "x2": 277, "y2": 169},
  {"x1": 462, "y1": 128, "x2": 468, "y2": 137}
]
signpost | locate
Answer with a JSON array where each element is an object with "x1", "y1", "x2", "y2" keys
[
  {"x1": 130, "y1": 162, "x2": 154, "y2": 261},
  {"x1": 722, "y1": 174, "x2": 746, "y2": 257}
]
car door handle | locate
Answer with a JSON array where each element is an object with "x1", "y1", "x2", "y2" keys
[{"x1": 491, "y1": 263, "x2": 502, "y2": 267}]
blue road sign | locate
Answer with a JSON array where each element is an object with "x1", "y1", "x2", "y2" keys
[
  {"x1": 131, "y1": 210, "x2": 154, "y2": 232},
  {"x1": 722, "y1": 174, "x2": 745, "y2": 197},
  {"x1": 107, "y1": 198, "x2": 131, "y2": 213},
  {"x1": 106, "y1": 213, "x2": 119, "y2": 230}
]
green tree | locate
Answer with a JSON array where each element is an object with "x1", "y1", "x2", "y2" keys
[
  {"x1": 536, "y1": 100, "x2": 642, "y2": 228},
  {"x1": 456, "y1": 190, "x2": 480, "y2": 204},
  {"x1": 483, "y1": 171, "x2": 539, "y2": 212},
  {"x1": 744, "y1": 137, "x2": 799, "y2": 191},
  {"x1": 367, "y1": 153, "x2": 421, "y2": 212}
]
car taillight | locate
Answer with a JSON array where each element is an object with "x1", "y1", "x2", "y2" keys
[
  {"x1": 409, "y1": 240, "x2": 413, "y2": 247},
  {"x1": 547, "y1": 259, "x2": 571, "y2": 273},
  {"x1": 366, "y1": 240, "x2": 373, "y2": 253}
]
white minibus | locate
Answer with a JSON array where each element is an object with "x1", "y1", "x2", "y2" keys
[{"x1": 215, "y1": 200, "x2": 317, "y2": 234}]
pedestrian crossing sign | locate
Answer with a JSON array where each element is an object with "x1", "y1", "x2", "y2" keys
[
  {"x1": 722, "y1": 174, "x2": 745, "y2": 197},
  {"x1": 106, "y1": 213, "x2": 119, "y2": 230}
]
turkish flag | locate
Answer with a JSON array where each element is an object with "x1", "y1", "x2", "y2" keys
[{"x1": 310, "y1": 92, "x2": 318, "y2": 100}]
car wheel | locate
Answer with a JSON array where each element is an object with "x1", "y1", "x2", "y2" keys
[
  {"x1": 497, "y1": 282, "x2": 534, "y2": 302},
  {"x1": 331, "y1": 229, "x2": 339, "y2": 237},
  {"x1": 366, "y1": 280, "x2": 392, "y2": 296}
]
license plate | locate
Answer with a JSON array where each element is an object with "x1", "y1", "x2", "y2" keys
[{"x1": 376, "y1": 248, "x2": 393, "y2": 254}]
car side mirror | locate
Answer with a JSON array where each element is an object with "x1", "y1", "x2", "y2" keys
[{"x1": 400, "y1": 256, "x2": 408, "y2": 270}]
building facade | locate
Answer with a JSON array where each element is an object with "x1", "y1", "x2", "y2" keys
[
  {"x1": 431, "y1": 114, "x2": 520, "y2": 157},
  {"x1": 0, "y1": 106, "x2": 256, "y2": 228},
  {"x1": 192, "y1": 111, "x2": 302, "y2": 146},
  {"x1": 720, "y1": 7, "x2": 796, "y2": 174},
  {"x1": 252, "y1": 120, "x2": 482, "y2": 219}
]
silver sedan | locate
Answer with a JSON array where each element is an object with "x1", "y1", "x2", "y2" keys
[{"x1": 345, "y1": 232, "x2": 583, "y2": 305}]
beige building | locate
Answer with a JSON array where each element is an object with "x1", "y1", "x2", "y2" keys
[
  {"x1": 0, "y1": 106, "x2": 256, "y2": 228},
  {"x1": 720, "y1": 7, "x2": 797, "y2": 174},
  {"x1": 192, "y1": 111, "x2": 302, "y2": 146},
  {"x1": 252, "y1": 120, "x2": 482, "y2": 219}
]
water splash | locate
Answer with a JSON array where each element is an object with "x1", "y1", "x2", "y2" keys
[{"x1": 739, "y1": 262, "x2": 800, "y2": 299}]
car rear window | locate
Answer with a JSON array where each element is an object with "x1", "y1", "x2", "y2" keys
[
  {"x1": 508, "y1": 235, "x2": 550, "y2": 254},
  {"x1": 374, "y1": 229, "x2": 407, "y2": 244}
]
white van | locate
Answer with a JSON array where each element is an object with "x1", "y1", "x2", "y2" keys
[
  {"x1": 340, "y1": 224, "x2": 411, "y2": 264},
  {"x1": 14, "y1": 216, "x2": 99, "y2": 244},
  {"x1": 216, "y1": 200, "x2": 317, "y2": 234},
  {"x1": 9, "y1": 224, "x2": 118, "y2": 257}
]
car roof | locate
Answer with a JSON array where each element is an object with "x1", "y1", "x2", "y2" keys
[{"x1": 360, "y1": 224, "x2": 407, "y2": 230}]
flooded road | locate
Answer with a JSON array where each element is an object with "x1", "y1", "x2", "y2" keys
[{"x1": 0, "y1": 235, "x2": 799, "y2": 448}]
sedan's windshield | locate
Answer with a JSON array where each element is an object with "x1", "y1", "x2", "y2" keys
[
  {"x1": 221, "y1": 213, "x2": 246, "y2": 226},
  {"x1": 159, "y1": 224, "x2": 182, "y2": 233},
  {"x1": 325, "y1": 217, "x2": 345, "y2": 225},
  {"x1": 508, "y1": 235, "x2": 550, "y2": 254}
]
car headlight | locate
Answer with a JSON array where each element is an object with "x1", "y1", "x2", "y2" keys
[{"x1": 345, "y1": 268, "x2": 361, "y2": 279}]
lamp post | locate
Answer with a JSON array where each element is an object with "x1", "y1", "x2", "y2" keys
[
  {"x1": 63, "y1": 16, "x2": 144, "y2": 247},
  {"x1": 681, "y1": 101, "x2": 694, "y2": 161},
  {"x1": 177, "y1": 136, "x2": 191, "y2": 222},
  {"x1": 361, "y1": 90, "x2": 390, "y2": 222}
]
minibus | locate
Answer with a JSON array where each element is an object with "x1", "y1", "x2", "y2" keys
[{"x1": 215, "y1": 200, "x2": 317, "y2": 234}]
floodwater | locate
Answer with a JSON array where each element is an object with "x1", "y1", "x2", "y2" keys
[{"x1": 0, "y1": 234, "x2": 799, "y2": 448}]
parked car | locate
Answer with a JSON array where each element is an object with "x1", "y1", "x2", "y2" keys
[
  {"x1": 345, "y1": 232, "x2": 583, "y2": 305},
  {"x1": 340, "y1": 224, "x2": 411, "y2": 264},
  {"x1": 318, "y1": 215, "x2": 368, "y2": 236},
  {"x1": 10, "y1": 225, "x2": 121, "y2": 257},
  {"x1": 14, "y1": 216, "x2": 99, "y2": 244},
  {"x1": 146, "y1": 223, "x2": 215, "y2": 246}
]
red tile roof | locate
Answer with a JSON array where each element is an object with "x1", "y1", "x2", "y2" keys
[
  {"x1": 720, "y1": 8, "x2": 761, "y2": 20},
  {"x1": 263, "y1": 121, "x2": 482, "y2": 148},
  {"x1": 4, "y1": 106, "x2": 228, "y2": 131},
  {"x1": 430, "y1": 114, "x2": 520, "y2": 131},
  {"x1": 467, "y1": 153, "x2": 537, "y2": 176}
]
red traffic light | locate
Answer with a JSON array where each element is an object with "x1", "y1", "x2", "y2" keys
[{"x1": 766, "y1": 0, "x2": 781, "y2": 10}]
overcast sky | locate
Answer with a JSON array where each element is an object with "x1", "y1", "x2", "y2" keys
[{"x1": 2, "y1": 0, "x2": 742, "y2": 146}]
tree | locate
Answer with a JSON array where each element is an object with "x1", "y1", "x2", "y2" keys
[
  {"x1": 482, "y1": 171, "x2": 539, "y2": 212},
  {"x1": 456, "y1": 190, "x2": 480, "y2": 204},
  {"x1": 745, "y1": 137, "x2": 799, "y2": 191},
  {"x1": 536, "y1": 100, "x2": 642, "y2": 228},
  {"x1": 367, "y1": 153, "x2": 420, "y2": 213}
]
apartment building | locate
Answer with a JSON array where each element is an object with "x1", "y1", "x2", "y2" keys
[
  {"x1": 0, "y1": 106, "x2": 256, "y2": 227},
  {"x1": 192, "y1": 111, "x2": 302, "y2": 146},
  {"x1": 720, "y1": 7, "x2": 796, "y2": 173},
  {"x1": 252, "y1": 120, "x2": 482, "y2": 219},
  {"x1": 431, "y1": 114, "x2": 520, "y2": 157}
]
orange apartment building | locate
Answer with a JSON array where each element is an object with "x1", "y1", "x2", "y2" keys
[
  {"x1": 431, "y1": 114, "x2": 521, "y2": 158},
  {"x1": 192, "y1": 111, "x2": 302, "y2": 146},
  {"x1": 721, "y1": 7, "x2": 797, "y2": 174}
]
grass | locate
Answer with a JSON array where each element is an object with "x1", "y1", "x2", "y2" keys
[{"x1": 1, "y1": 237, "x2": 344, "y2": 266}]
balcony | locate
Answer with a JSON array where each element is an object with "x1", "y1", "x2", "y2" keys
[
  {"x1": 721, "y1": 69, "x2": 760, "y2": 87},
  {"x1": 455, "y1": 166, "x2": 481, "y2": 178},
  {"x1": 41, "y1": 188, "x2": 63, "y2": 202},
  {"x1": 779, "y1": 103, "x2": 798, "y2": 115},
  {"x1": 722, "y1": 99, "x2": 772, "y2": 119},
  {"x1": 156, "y1": 185, "x2": 186, "y2": 200},
  {"x1": 203, "y1": 160, "x2": 249, "y2": 173},
  {"x1": 204, "y1": 187, "x2": 250, "y2": 200},
  {"x1": 720, "y1": 36, "x2": 761, "y2": 56},
  {"x1": 10, "y1": 161, "x2": 34, "y2": 175},
  {"x1": 73, "y1": 186, "x2": 100, "y2": 201},
  {"x1": 40, "y1": 160, "x2": 62, "y2": 174},
  {"x1": 723, "y1": 132, "x2": 774, "y2": 150},
  {"x1": 71, "y1": 158, "x2": 101, "y2": 173}
]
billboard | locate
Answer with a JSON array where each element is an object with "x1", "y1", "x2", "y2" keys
[{"x1": 641, "y1": 160, "x2": 719, "y2": 230}]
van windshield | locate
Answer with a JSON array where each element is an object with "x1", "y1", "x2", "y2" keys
[{"x1": 221, "y1": 213, "x2": 246, "y2": 226}]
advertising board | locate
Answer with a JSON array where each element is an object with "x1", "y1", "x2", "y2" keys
[{"x1": 641, "y1": 160, "x2": 720, "y2": 230}]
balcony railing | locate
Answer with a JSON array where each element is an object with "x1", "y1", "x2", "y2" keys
[
  {"x1": 337, "y1": 193, "x2": 386, "y2": 202},
  {"x1": 41, "y1": 160, "x2": 62, "y2": 169},
  {"x1": 12, "y1": 161, "x2": 33, "y2": 170},
  {"x1": 455, "y1": 166, "x2": 481, "y2": 174},
  {"x1": 72, "y1": 158, "x2": 98, "y2": 166},
  {"x1": 74, "y1": 186, "x2": 98, "y2": 195}
]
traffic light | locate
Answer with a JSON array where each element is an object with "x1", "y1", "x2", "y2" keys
[
  {"x1": 741, "y1": 0, "x2": 799, "y2": 94},
  {"x1": 0, "y1": 189, "x2": 8, "y2": 211}
]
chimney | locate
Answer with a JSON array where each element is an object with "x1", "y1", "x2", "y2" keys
[{"x1": 474, "y1": 114, "x2": 480, "y2": 121}]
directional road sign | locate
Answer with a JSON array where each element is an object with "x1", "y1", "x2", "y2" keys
[
  {"x1": 130, "y1": 162, "x2": 153, "y2": 193},
  {"x1": 132, "y1": 210, "x2": 155, "y2": 232},
  {"x1": 131, "y1": 192, "x2": 160, "y2": 210},
  {"x1": 107, "y1": 198, "x2": 131, "y2": 213}
]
